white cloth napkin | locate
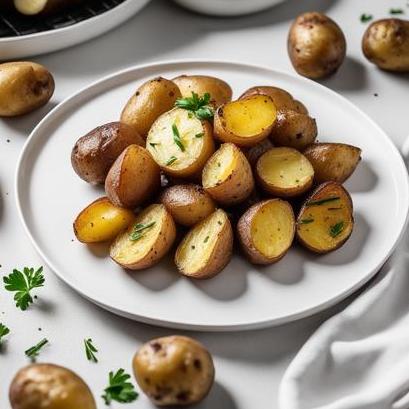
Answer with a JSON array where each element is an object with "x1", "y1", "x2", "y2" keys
[{"x1": 279, "y1": 142, "x2": 409, "y2": 409}]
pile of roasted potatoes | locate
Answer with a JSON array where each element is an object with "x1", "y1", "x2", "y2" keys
[{"x1": 71, "y1": 73, "x2": 362, "y2": 279}]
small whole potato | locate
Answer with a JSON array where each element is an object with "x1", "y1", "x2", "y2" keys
[
  {"x1": 71, "y1": 121, "x2": 144, "y2": 185},
  {"x1": 288, "y1": 12, "x2": 346, "y2": 79},
  {"x1": 0, "y1": 62, "x2": 54, "y2": 117},
  {"x1": 9, "y1": 363, "x2": 96, "y2": 409},
  {"x1": 133, "y1": 336, "x2": 215, "y2": 406},
  {"x1": 362, "y1": 18, "x2": 409, "y2": 72},
  {"x1": 14, "y1": 0, "x2": 84, "y2": 16}
]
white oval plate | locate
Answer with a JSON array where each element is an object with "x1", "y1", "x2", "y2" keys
[{"x1": 15, "y1": 60, "x2": 409, "y2": 331}]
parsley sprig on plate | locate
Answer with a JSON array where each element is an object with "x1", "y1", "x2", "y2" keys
[
  {"x1": 3, "y1": 267, "x2": 44, "y2": 310},
  {"x1": 102, "y1": 368, "x2": 139, "y2": 405},
  {"x1": 25, "y1": 338, "x2": 48, "y2": 361},
  {"x1": 84, "y1": 338, "x2": 98, "y2": 363},
  {"x1": 175, "y1": 92, "x2": 214, "y2": 120},
  {"x1": 0, "y1": 323, "x2": 10, "y2": 344}
]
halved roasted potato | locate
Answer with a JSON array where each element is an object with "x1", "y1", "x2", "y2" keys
[
  {"x1": 296, "y1": 182, "x2": 353, "y2": 253},
  {"x1": 214, "y1": 95, "x2": 277, "y2": 147},
  {"x1": 146, "y1": 107, "x2": 215, "y2": 179},
  {"x1": 172, "y1": 75, "x2": 232, "y2": 107},
  {"x1": 202, "y1": 143, "x2": 254, "y2": 206},
  {"x1": 243, "y1": 138, "x2": 274, "y2": 167},
  {"x1": 160, "y1": 184, "x2": 216, "y2": 227},
  {"x1": 73, "y1": 197, "x2": 135, "y2": 243},
  {"x1": 303, "y1": 143, "x2": 362, "y2": 184},
  {"x1": 270, "y1": 110, "x2": 317, "y2": 151},
  {"x1": 256, "y1": 147, "x2": 314, "y2": 197},
  {"x1": 237, "y1": 199, "x2": 295, "y2": 264},
  {"x1": 175, "y1": 209, "x2": 233, "y2": 279},
  {"x1": 110, "y1": 204, "x2": 176, "y2": 270},
  {"x1": 105, "y1": 144, "x2": 160, "y2": 208}
]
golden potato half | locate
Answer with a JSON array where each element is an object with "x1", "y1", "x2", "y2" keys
[
  {"x1": 9, "y1": 363, "x2": 96, "y2": 409},
  {"x1": 256, "y1": 147, "x2": 314, "y2": 197},
  {"x1": 147, "y1": 107, "x2": 215, "y2": 179},
  {"x1": 202, "y1": 143, "x2": 254, "y2": 206},
  {"x1": 121, "y1": 77, "x2": 181, "y2": 137},
  {"x1": 296, "y1": 182, "x2": 354, "y2": 253},
  {"x1": 172, "y1": 75, "x2": 232, "y2": 107},
  {"x1": 175, "y1": 209, "x2": 233, "y2": 279},
  {"x1": 303, "y1": 142, "x2": 362, "y2": 184},
  {"x1": 237, "y1": 199, "x2": 295, "y2": 264},
  {"x1": 133, "y1": 336, "x2": 215, "y2": 406},
  {"x1": 110, "y1": 204, "x2": 176, "y2": 270},
  {"x1": 214, "y1": 95, "x2": 277, "y2": 147},
  {"x1": 73, "y1": 197, "x2": 135, "y2": 243},
  {"x1": 160, "y1": 184, "x2": 216, "y2": 227}
]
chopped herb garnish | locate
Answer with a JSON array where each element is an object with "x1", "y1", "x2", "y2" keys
[
  {"x1": 300, "y1": 218, "x2": 314, "y2": 224},
  {"x1": 149, "y1": 142, "x2": 160, "y2": 148},
  {"x1": 195, "y1": 106, "x2": 214, "y2": 120},
  {"x1": 130, "y1": 221, "x2": 156, "y2": 241},
  {"x1": 166, "y1": 156, "x2": 177, "y2": 166},
  {"x1": 84, "y1": 338, "x2": 98, "y2": 363},
  {"x1": 390, "y1": 8, "x2": 404, "y2": 14},
  {"x1": 172, "y1": 123, "x2": 185, "y2": 151},
  {"x1": 329, "y1": 221, "x2": 344, "y2": 238},
  {"x1": 3, "y1": 267, "x2": 44, "y2": 310},
  {"x1": 360, "y1": 13, "x2": 373, "y2": 22},
  {"x1": 25, "y1": 338, "x2": 48, "y2": 361},
  {"x1": 102, "y1": 368, "x2": 138, "y2": 405},
  {"x1": 306, "y1": 197, "x2": 340, "y2": 207},
  {"x1": 0, "y1": 323, "x2": 10, "y2": 344},
  {"x1": 195, "y1": 132, "x2": 204, "y2": 138},
  {"x1": 175, "y1": 92, "x2": 214, "y2": 120},
  {"x1": 204, "y1": 236, "x2": 210, "y2": 243}
]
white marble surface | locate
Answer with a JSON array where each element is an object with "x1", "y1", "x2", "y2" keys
[{"x1": 0, "y1": 0, "x2": 408, "y2": 407}]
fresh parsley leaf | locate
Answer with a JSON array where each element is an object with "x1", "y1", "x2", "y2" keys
[
  {"x1": 360, "y1": 13, "x2": 373, "y2": 22},
  {"x1": 0, "y1": 323, "x2": 10, "y2": 344},
  {"x1": 3, "y1": 267, "x2": 44, "y2": 310},
  {"x1": 195, "y1": 106, "x2": 214, "y2": 120},
  {"x1": 390, "y1": 8, "x2": 404, "y2": 14},
  {"x1": 306, "y1": 197, "x2": 340, "y2": 207},
  {"x1": 84, "y1": 338, "x2": 98, "y2": 363},
  {"x1": 175, "y1": 92, "x2": 214, "y2": 120},
  {"x1": 329, "y1": 221, "x2": 344, "y2": 238},
  {"x1": 25, "y1": 338, "x2": 48, "y2": 361},
  {"x1": 300, "y1": 218, "x2": 314, "y2": 224},
  {"x1": 102, "y1": 368, "x2": 138, "y2": 405},
  {"x1": 172, "y1": 123, "x2": 185, "y2": 151},
  {"x1": 166, "y1": 156, "x2": 177, "y2": 166},
  {"x1": 129, "y1": 221, "x2": 156, "y2": 241}
]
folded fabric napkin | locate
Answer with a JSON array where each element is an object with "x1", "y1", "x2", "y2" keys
[{"x1": 279, "y1": 143, "x2": 409, "y2": 409}]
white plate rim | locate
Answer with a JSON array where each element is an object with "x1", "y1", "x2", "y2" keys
[{"x1": 15, "y1": 59, "x2": 409, "y2": 331}]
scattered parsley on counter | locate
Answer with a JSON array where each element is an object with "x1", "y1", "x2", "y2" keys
[
  {"x1": 360, "y1": 13, "x2": 373, "y2": 22},
  {"x1": 172, "y1": 123, "x2": 185, "y2": 151},
  {"x1": 0, "y1": 323, "x2": 10, "y2": 344},
  {"x1": 130, "y1": 221, "x2": 156, "y2": 241},
  {"x1": 25, "y1": 338, "x2": 48, "y2": 361},
  {"x1": 175, "y1": 92, "x2": 214, "y2": 120},
  {"x1": 102, "y1": 368, "x2": 139, "y2": 405},
  {"x1": 390, "y1": 8, "x2": 404, "y2": 14},
  {"x1": 84, "y1": 338, "x2": 98, "y2": 363},
  {"x1": 329, "y1": 221, "x2": 344, "y2": 238},
  {"x1": 3, "y1": 267, "x2": 44, "y2": 310}
]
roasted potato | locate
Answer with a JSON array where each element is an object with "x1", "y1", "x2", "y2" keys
[
  {"x1": 256, "y1": 147, "x2": 314, "y2": 197},
  {"x1": 73, "y1": 197, "x2": 135, "y2": 243},
  {"x1": 110, "y1": 204, "x2": 176, "y2": 270},
  {"x1": 172, "y1": 75, "x2": 232, "y2": 107},
  {"x1": 237, "y1": 199, "x2": 295, "y2": 264},
  {"x1": 288, "y1": 12, "x2": 346, "y2": 79},
  {"x1": 304, "y1": 143, "x2": 362, "y2": 184},
  {"x1": 0, "y1": 62, "x2": 54, "y2": 117},
  {"x1": 133, "y1": 336, "x2": 215, "y2": 406},
  {"x1": 121, "y1": 77, "x2": 181, "y2": 137},
  {"x1": 146, "y1": 107, "x2": 214, "y2": 179},
  {"x1": 13, "y1": 0, "x2": 83, "y2": 15},
  {"x1": 270, "y1": 110, "x2": 317, "y2": 151},
  {"x1": 243, "y1": 138, "x2": 274, "y2": 167},
  {"x1": 202, "y1": 143, "x2": 254, "y2": 206},
  {"x1": 175, "y1": 209, "x2": 233, "y2": 279},
  {"x1": 296, "y1": 182, "x2": 353, "y2": 253},
  {"x1": 214, "y1": 95, "x2": 277, "y2": 147},
  {"x1": 160, "y1": 184, "x2": 216, "y2": 227},
  {"x1": 239, "y1": 86, "x2": 308, "y2": 114},
  {"x1": 9, "y1": 363, "x2": 96, "y2": 409},
  {"x1": 105, "y1": 144, "x2": 160, "y2": 208},
  {"x1": 71, "y1": 122, "x2": 144, "y2": 185},
  {"x1": 362, "y1": 18, "x2": 409, "y2": 72}
]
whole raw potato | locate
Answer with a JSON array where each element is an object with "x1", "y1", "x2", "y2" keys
[
  {"x1": 288, "y1": 12, "x2": 346, "y2": 79},
  {"x1": 0, "y1": 62, "x2": 54, "y2": 117},
  {"x1": 362, "y1": 18, "x2": 409, "y2": 72}
]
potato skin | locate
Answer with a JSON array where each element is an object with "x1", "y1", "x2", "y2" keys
[
  {"x1": 270, "y1": 110, "x2": 317, "y2": 151},
  {"x1": 362, "y1": 18, "x2": 409, "y2": 72},
  {"x1": 172, "y1": 75, "x2": 232, "y2": 107},
  {"x1": 160, "y1": 184, "x2": 216, "y2": 227},
  {"x1": 133, "y1": 336, "x2": 215, "y2": 406},
  {"x1": 288, "y1": 12, "x2": 346, "y2": 79},
  {"x1": 9, "y1": 363, "x2": 96, "y2": 409},
  {"x1": 121, "y1": 77, "x2": 181, "y2": 137},
  {"x1": 71, "y1": 122, "x2": 144, "y2": 185},
  {"x1": 105, "y1": 144, "x2": 160, "y2": 208},
  {"x1": 0, "y1": 62, "x2": 54, "y2": 117},
  {"x1": 14, "y1": 0, "x2": 84, "y2": 16},
  {"x1": 243, "y1": 138, "x2": 274, "y2": 167},
  {"x1": 303, "y1": 143, "x2": 362, "y2": 184}
]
